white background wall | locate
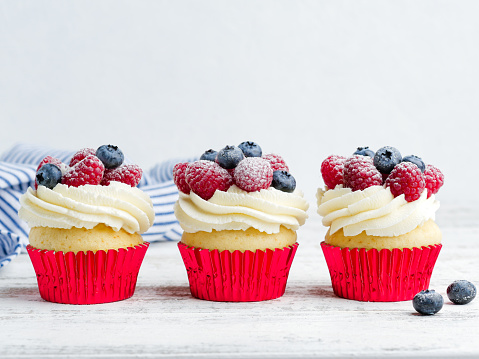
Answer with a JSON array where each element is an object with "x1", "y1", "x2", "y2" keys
[{"x1": 1, "y1": 1, "x2": 478, "y2": 207}]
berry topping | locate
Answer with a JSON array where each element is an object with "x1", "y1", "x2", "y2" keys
[
  {"x1": 96, "y1": 145, "x2": 124, "y2": 169},
  {"x1": 62, "y1": 155, "x2": 105, "y2": 187},
  {"x1": 234, "y1": 157, "x2": 273, "y2": 192},
  {"x1": 69, "y1": 148, "x2": 96, "y2": 167},
  {"x1": 343, "y1": 155, "x2": 382, "y2": 191},
  {"x1": 447, "y1": 280, "x2": 476, "y2": 305},
  {"x1": 321, "y1": 155, "x2": 346, "y2": 189},
  {"x1": 173, "y1": 162, "x2": 190, "y2": 194},
  {"x1": 200, "y1": 149, "x2": 218, "y2": 162},
  {"x1": 413, "y1": 289, "x2": 444, "y2": 315},
  {"x1": 353, "y1": 146, "x2": 375, "y2": 158},
  {"x1": 36, "y1": 164, "x2": 62, "y2": 190},
  {"x1": 185, "y1": 161, "x2": 233, "y2": 200},
  {"x1": 216, "y1": 145, "x2": 245, "y2": 169},
  {"x1": 37, "y1": 156, "x2": 63, "y2": 172},
  {"x1": 424, "y1": 165, "x2": 444, "y2": 198},
  {"x1": 238, "y1": 141, "x2": 262, "y2": 158},
  {"x1": 402, "y1": 155, "x2": 426, "y2": 173},
  {"x1": 101, "y1": 164, "x2": 142, "y2": 187},
  {"x1": 373, "y1": 146, "x2": 402, "y2": 174},
  {"x1": 385, "y1": 162, "x2": 425, "y2": 202},
  {"x1": 271, "y1": 170, "x2": 296, "y2": 193},
  {"x1": 262, "y1": 153, "x2": 289, "y2": 172}
]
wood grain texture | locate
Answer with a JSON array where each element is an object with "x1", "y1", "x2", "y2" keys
[{"x1": 1, "y1": 214, "x2": 478, "y2": 358}]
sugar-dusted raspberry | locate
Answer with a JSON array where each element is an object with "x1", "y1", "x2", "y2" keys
[
  {"x1": 321, "y1": 155, "x2": 346, "y2": 189},
  {"x1": 185, "y1": 160, "x2": 233, "y2": 200},
  {"x1": 385, "y1": 162, "x2": 425, "y2": 202},
  {"x1": 37, "y1": 156, "x2": 63, "y2": 171},
  {"x1": 173, "y1": 162, "x2": 190, "y2": 194},
  {"x1": 343, "y1": 155, "x2": 382, "y2": 191},
  {"x1": 62, "y1": 155, "x2": 105, "y2": 187},
  {"x1": 69, "y1": 148, "x2": 97, "y2": 167},
  {"x1": 424, "y1": 165, "x2": 444, "y2": 198},
  {"x1": 234, "y1": 157, "x2": 273, "y2": 192},
  {"x1": 262, "y1": 154, "x2": 289, "y2": 172},
  {"x1": 101, "y1": 164, "x2": 142, "y2": 187}
]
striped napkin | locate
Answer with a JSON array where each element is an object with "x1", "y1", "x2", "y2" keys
[{"x1": 0, "y1": 143, "x2": 192, "y2": 268}]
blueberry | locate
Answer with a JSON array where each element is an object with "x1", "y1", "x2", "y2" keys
[
  {"x1": 238, "y1": 141, "x2": 262, "y2": 158},
  {"x1": 271, "y1": 171, "x2": 296, "y2": 193},
  {"x1": 413, "y1": 289, "x2": 444, "y2": 315},
  {"x1": 216, "y1": 145, "x2": 244, "y2": 169},
  {"x1": 353, "y1": 146, "x2": 375, "y2": 158},
  {"x1": 96, "y1": 145, "x2": 124, "y2": 169},
  {"x1": 402, "y1": 155, "x2": 426, "y2": 173},
  {"x1": 200, "y1": 149, "x2": 218, "y2": 162},
  {"x1": 36, "y1": 164, "x2": 62, "y2": 189},
  {"x1": 447, "y1": 280, "x2": 476, "y2": 305},
  {"x1": 373, "y1": 146, "x2": 402, "y2": 174}
]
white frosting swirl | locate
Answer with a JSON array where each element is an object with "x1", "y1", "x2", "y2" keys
[
  {"x1": 174, "y1": 185, "x2": 309, "y2": 234},
  {"x1": 316, "y1": 185, "x2": 439, "y2": 237},
  {"x1": 19, "y1": 182, "x2": 155, "y2": 234}
]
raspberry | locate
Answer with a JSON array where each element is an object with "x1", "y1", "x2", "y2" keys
[
  {"x1": 343, "y1": 155, "x2": 382, "y2": 191},
  {"x1": 424, "y1": 165, "x2": 444, "y2": 198},
  {"x1": 101, "y1": 164, "x2": 142, "y2": 187},
  {"x1": 385, "y1": 162, "x2": 425, "y2": 202},
  {"x1": 321, "y1": 155, "x2": 346, "y2": 189},
  {"x1": 234, "y1": 157, "x2": 273, "y2": 192},
  {"x1": 69, "y1": 148, "x2": 96, "y2": 167},
  {"x1": 185, "y1": 160, "x2": 233, "y2": 200},
  {"x1": 173, "y1": 162, "x2": 190, "y2": 194},
  {"x1": 262, "y1": 154, "x2": 289, "y2": 172},
  {"x1": 37, "y1": 156, "x2": 63, "y2": 171},
  {"x1": 62, "y1": 155, "x2": 105, "y2": 187}
]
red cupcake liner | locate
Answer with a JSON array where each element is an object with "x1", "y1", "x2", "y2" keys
[
  {"x1": 27, "y1": 243, "x2": 149, "y2": 305},
  {"x1": 321, "y1": 242, "x2": 442, "y2": 302},
  {"x1": 178, "y1": 242, "x2": 299, "y2": 302}
]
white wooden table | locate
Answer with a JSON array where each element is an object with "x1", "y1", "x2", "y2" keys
[{"x1": 1, "y1": 210, "x2": 478, "y2": 358}]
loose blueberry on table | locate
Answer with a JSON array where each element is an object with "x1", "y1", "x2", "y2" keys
[
  {"x1": 413, "y1": 289, "x2": 444, "y2": 315},
  {"x1": 173, "y1": 141, "x2": 297, "y2": 200},
  {"x1": 447, "y1": 280, "x2": 477, "y2": 305}
]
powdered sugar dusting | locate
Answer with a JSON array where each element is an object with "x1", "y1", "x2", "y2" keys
[
  {"x1": 343, "y1": 155, "x2": 382, "y2": 191},
  {"x1": 102, "y1": 164, "x2": 142, "y2": 187},
  {"x1": 234, "y1": 157, "x2": 273, "y2": 192},
  {"x1": 262, "y1": 153, "x2": 289, "y2": 172},
  {"x1": 185, "y1": 160, "x2": 233, "y2": 200},
  {"x1": 69, "y1": 148, "x2": 96, "y2": 167}
]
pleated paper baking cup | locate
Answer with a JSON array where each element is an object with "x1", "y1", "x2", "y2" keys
[
  {"x1": 321, "y1": 242, "x2": 442, "y2": 302},
  {"x1": 178, "y1": 242, "x2": 299, "y2": 302},
  {"x1": 27, "y1": 243, "x2": 149, "y2": 304}
]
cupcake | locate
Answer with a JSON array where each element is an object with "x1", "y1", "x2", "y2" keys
[
  {"x1": 173, "y1": 142, "x2": 309, "y2": 302},
  {"x1": 19, "y1": 145, "x2": 154, "y2": 304},
  {"x1": 317, "y1": 146, "x2": 444, "y2": 302}
]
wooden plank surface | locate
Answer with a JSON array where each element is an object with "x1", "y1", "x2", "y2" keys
[{"x1": 1, "y1": 214, "x2": 478, "y2": 358}]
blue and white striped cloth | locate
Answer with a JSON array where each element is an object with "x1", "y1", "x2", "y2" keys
[{"x1": 0, "y1": 143, "x2": 194, "y2": 268}]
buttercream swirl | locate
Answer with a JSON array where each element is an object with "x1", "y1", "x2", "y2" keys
[
  {"x1": 316, "y1": 185, "x2": 439, "y2": 237},
  {"x1": 19, "y1": 182, "x2": 155, "y2": 234},
  {"x1": 174, "y1": 185, "x2": 309, "y2": 234}
]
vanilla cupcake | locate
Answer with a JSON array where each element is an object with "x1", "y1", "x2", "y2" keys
[
  {"x1": 19, "y1": 145, "x2": 154, "y2": 304},
  {"x1": 318, "y1": 146, "x2": 444, "y2": 302},
  {"x1": 174, "y1": 142, "x2": 308, "y2": 302}
]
